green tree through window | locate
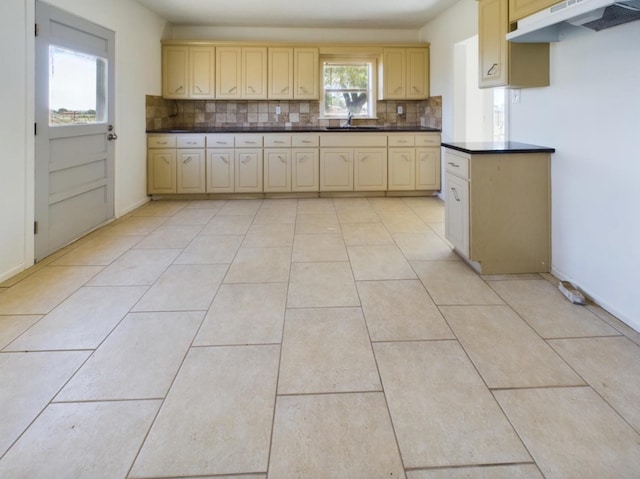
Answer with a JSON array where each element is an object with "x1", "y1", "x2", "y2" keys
[{"x1": 322, "y1": 61, "x2": 374, "y2": 117}]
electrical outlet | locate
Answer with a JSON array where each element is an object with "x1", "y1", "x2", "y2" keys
[
  {"x1": 275, "y1": 105, "x2": 281, "y2": 115},
  {"x1": 397, "y1": 105, "x2": 404, "y2": 115},
  {"x1": 511, "y1": 89, "x2": 521, "y2": 104}
]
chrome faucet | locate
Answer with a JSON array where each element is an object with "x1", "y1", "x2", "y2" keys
[{"x1": 342, "y1": 111, "x2": 354, "y2": 128}]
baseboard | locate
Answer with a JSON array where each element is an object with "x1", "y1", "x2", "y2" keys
[{"x1": 0, "y1": 262, "x2": 27, "y2": 284}]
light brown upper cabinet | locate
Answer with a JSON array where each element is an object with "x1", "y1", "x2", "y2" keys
[
  {"x1": 509, "y1": 0, "x2": 559, "y2": 22},
  {"x1": 162, "y1": 45, "x2": 215, "y2": 99},
  {"x1": 478, "y1": 0, "x2": 550, "y2": 88},
  {"x1": 216, "y1": 47, "x2": 242, "y2": 99},
  {"x1": 293, "y1": 48, "x2": 319, "y2": 99},
  {"x1": 268, "y1": 48, "x2": 294, "y2": 99},
  {"x1": 379, "y1": 47, "x2": 429, "y2": 100},
  {"x1": 242, "y1": 47, "x2": 268, "y2": 99}
]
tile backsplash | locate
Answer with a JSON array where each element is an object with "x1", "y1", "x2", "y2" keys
[{"x1": 146, "y1": 95, "x2": 442, "y2": 131}]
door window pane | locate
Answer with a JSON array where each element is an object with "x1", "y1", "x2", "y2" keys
[{"x1": 49, "y1": 46, "x2": 107, "y2": 125}]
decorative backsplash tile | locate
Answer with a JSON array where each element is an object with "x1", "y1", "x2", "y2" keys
[{"x1": 145, "y1": 95, "x2": 443, "y2": 131}]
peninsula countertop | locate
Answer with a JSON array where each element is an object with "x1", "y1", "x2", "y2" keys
[{"x1": 441, "y1": 141, "x2": 555, "y2": 154}]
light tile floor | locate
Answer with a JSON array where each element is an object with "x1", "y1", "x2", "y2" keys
[{"x1": 1, "y1": 197, "x2": 639, "y2": 479}]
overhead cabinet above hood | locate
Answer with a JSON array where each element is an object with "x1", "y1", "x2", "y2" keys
[{"x1": 507, "y1": 0, "x2": 640, "y2": 42}]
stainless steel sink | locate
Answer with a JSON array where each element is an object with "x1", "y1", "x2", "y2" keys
[{"x1": 324, "y1": 126, "x2": 384, "y2": 131}]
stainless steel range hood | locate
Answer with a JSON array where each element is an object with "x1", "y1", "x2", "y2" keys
[{"x1": 507, "y1": 0, "x2": 640, "y2": 42}]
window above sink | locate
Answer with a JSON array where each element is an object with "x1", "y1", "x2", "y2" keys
[{"x1": 320, "y1": 56, "x2": 377, "y2": 120}]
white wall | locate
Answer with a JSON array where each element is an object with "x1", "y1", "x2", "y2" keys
[
  {"x1": 171, "y1": 25, "x2": 421, "y2": 43},
  {"x1": 0, "y1": 0, "x2": 167, "y2": 282},
  {"x1": 510, "y1": 22, "x2": 640, "y2": 330},
  {"x1": 419, "y1": 0, "x2": 477, "y2": 142}
]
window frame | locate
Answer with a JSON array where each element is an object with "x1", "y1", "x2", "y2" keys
[{"x1": 320, "y1": 55, "x2": 377, "y2": 120}]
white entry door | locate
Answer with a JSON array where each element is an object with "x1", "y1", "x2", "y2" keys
[{"x1": 35, "y1": 2, "x2": 116, "y2": 261}]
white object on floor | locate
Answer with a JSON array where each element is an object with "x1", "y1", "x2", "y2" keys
[{"x1": 559, "y1": 281, "x2": 586, "y2": 305}]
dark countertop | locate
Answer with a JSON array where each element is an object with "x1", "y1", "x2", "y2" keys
[
  {"x1": 442, "y1": 141, "x2": 555, "y2": 154},
  {"x1": 146, "y1": 126, "x2": 441, "y2": 134}
]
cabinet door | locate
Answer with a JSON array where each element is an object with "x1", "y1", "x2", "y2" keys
[
  {"x1": 320, "y1": 149, "x2": 353, "y2": 191},
  {"x1": 509, "y1": 0, "x2": 558, "y2": 21},
  {"x1": 264, "y1": 149, "x2": 292, "y2": 192},
  {"x1": 216, "y1": 47, "x2": 242, "y2": 99},
  {"x1": 388, "y1": 148, "x2": 416, "y2": 190},
  {"x1": 206, "y1": 149, "x2": 234, "y2": 193},
  {"x1": 354, "y1": 148, "x2": 387, "y2": 191},
  {"x1": 381, "y1": 49, "x2": 406, "y2": 100},
  {"x1": 406, "y1": 48, "x2": 429, "y2": 99},
  {"x1": 416, "y1": 147, "x2": 441, "y2": 190},
  {"x1": 190, "y1": 46, "x2": 215, "y2": 99},
  {"x1": 478, "y1": 0, "x2": 508, "y2": 88},
  {"x1": 148, "y1": 149, "x2": 176, "y2": 194},
  {"x1": 292, "y1": 149, "x2": 319, "y2": 192},
  {"x1": 177, "y1": 149, "x2": 206, "y2": 193},
  {"x1": 242, "y1": 47, "x2": 268, "y2": 99},
  {"x1": 294, "y1": 48, "x2": 319, "y2": 99},
  {"x1": 445, "y1": 172, "x2": 470, "y2": 257},
  {"x1": 162, "y1": 46, "x2": 188, "y2": 99},
  {"x1": 268, "y1": 48, "x2": 294, "y2": 99},
  {"x1": 235, "y1": 149, "x2": 263, "y2": 192}
]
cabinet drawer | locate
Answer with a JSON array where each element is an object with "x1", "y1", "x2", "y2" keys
[
  {"x1": 177, "y1": 135, "x2": 206, "y2": 148},
  {"x1": 387, "y1": 135, "x2": 415, "y2": 147},
  {"x1": 445, "y1": 150, "x2": 469, "y2": 180},
  {"x1": 205, "y1": 134, "x2": 234, "y2": 148},
  {"x1": 264, "y1": 134, "x2": 292, "y2": 147},
  {"x1": 415, "y1": 134, "x2": 441, "y2": 147},
  {"x1": 320, "y1": 133, "x2": 387, "y2": 148},
  {"x1": 147, "y1": 135, "x2": 176, "y2": 148},
  {"x1": 292, "y1": 134, "x2": 319, "y2": 147},
  {"x1": 235, "y1": 134, "x2": 263, "y2": 147}
]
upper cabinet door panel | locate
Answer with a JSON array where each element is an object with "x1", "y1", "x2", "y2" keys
[
  {"x1": 268, "y1": 48, "x2": 294, "y2": 99},
  {"x1": 190, "y1": 46, "x2": 215, "y2": 99},
  {"x1": 216, "y1": 47, "x2": 242, "y2": 99},
  {"x1": 382, "y1": 49, "x2": 406, "y2": 99},
  {"x1": 294, "y1": 48, "x2": 319, "y2": 99},
  {"x1": 162, "y1": 46, "x2": 188, "y2": 99},
  {"x1": 406, "y1": 48, "x2": 429, "y2": 99},
  {"x1": 478, "y1": 0, "x2": 508, "y2": 88},
  {"x1": 509, "y1": 0, "x2": 558, "y2": 22},
  {"x1": 242, "y1": 47, "x2": 268, "y2": 99}
]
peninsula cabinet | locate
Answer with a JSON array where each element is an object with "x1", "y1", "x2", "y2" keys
[
  {"x1": 162, "y1": 45, "x2": 215, "y2": 99},
  {"x1": 478, "y1": 0, "x2": 549, "y2": 88},
  {"x1": 443, "y1": 143, "x2": 553, "y2": 274}
]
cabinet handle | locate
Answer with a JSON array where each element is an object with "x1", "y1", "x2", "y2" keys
[
  {"x1": 451, "y1": 186, "x2": 460, "y2": 202},
  {"x1": 221, "y1": 156, "x2": 229, "y2": 164},
  {"x1": 173, "y1": 85, "x2": 184, "y2": 93},
  {"x1": 248, "y1": 86, "x2": 255, "y2": 93},
  {"x1": 360, "y1": 156, "x2": 368, "y2": 161},
  {"x1": 195, "y1": 85, "x2": 203, "y2": 93},
  {"x1": 187, "y1": 141, "x2": 197, "y2": 145},
  {"x1": 228, "y1": 86, "x2": 237, "y2": 93},
  {"x1": 281, "y1": 86, "x2": 289, "y2": 93},
  {"x1": 184, "y1": 156, "x2": 192, "y2": 164},
  {"x1": 244, "y1": 141, "x2": 256, "y2": 145},
  {"x1": 216, "y1": 141, "x2": 227, "y2": 145},
  {"x1": 302, "y1": 140, "x2": 312, "y2": 144},
  {"x1": 340, "y1": 155, "x2": 349, "y2": 162},
  {"x1": 242, "y1": 156, "x2": 251, "y2": 164},
  {"x1": 448, "y1": 161, "x2": 460, "y2": 168},
  {"x1": 487, "y1": 63, "x2": 498, "y2": 76},
  {"x1": 298, "y1": 156, "x2": 308, "y2": 161},
  {"x1": 403, "y1": 155, "x2": 410, "y2": 162},
  {"x1": 159, "y1": 141, "x2": 168, "y2": 145},
  {"x1": 299, "y1": 86, "x2": 308, "y2": 93},
  {"x1": 394, "y1": 86, "x2": 402, "y2": 93},
  {"x1": 279, "y1": 156, "x2": 287, "y2": 164},
  {"x1": 162, "y1": 157, "x2": 171, "y2": 165},
  {"x1": 274, "y1": 140, "x2": 285, "y2": 144},
  {"x1": 412, "y1": 86, "x2": 419, "y2": 92},
  {"x1": 398, "y1": 139, "x2": 408, "y2": 143}
]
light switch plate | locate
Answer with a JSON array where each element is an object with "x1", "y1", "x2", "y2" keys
[
  {"x1": 275, "y1": 105, "x2": 281, "y2": 115},
  {"x1": 397, "y1": 105, "x2": 404, "y2": 115}
]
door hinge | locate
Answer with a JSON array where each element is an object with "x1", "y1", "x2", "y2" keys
[
  {"x1": 34, "y1": 221, "x2": 39, "y2": 235},
  {"x1": 35, "y1": 23, "x2": 39, "y2": 37},
  {"x1": 34, "y1": 123, "x2": 37, "y2": 135}
]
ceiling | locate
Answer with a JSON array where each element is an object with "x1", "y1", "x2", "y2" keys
[{"x1": 135, "y1": 0, "x2": 456, "y2": 29}]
